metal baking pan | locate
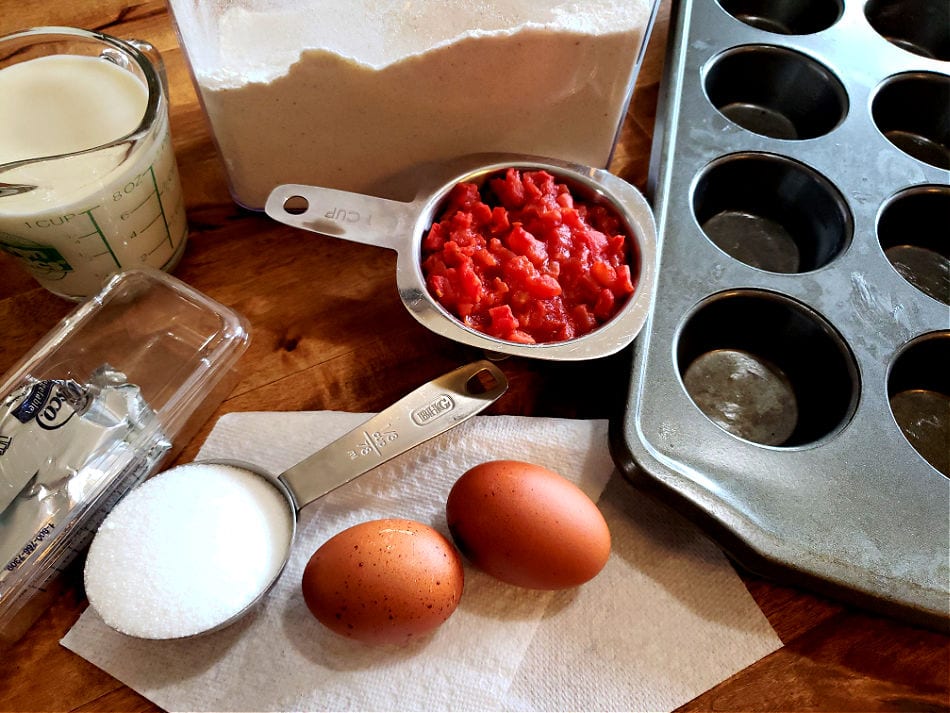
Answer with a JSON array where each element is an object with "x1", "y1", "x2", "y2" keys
[{"x1": 612, "y1": 0, "x2": 949, "y2": 630}]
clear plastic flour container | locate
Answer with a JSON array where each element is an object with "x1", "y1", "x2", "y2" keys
[{"x1": 167, "y1": 0, "x2": 661, "y2": 210}]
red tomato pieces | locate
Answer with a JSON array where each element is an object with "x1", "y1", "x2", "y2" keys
[{"x1": 421, "y1": 168, "x2": 637, "y2": 344}]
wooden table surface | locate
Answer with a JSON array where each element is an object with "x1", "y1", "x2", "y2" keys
[{"x1": 1, "y1": 1, "x2": 947, "y2": 711}]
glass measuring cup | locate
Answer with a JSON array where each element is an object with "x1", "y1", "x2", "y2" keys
[
  {"x1": 265, "y1": 153, "x2": 658, "y2": 361},
  {"x1": 0, "y1": 27, "x2": 188, "y2": 301},
  {"x1": 83, "y1": 360, "x2": 507, "y2": 640}
]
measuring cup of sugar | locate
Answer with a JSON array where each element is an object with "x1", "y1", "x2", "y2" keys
[
  {"x1": 0, "y1": 27, "x2": 187, "y2": 301},
  {"x1": 83, "y1": 360, "x2": 507, "y2": 640}
]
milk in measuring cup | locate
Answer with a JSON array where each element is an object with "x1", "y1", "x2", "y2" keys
[{"x1": 0, "y1": 54, "x2": 187, "y2": 300}]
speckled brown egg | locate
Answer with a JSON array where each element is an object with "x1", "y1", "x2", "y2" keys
[
  {"x1": 446, "y1": 460, "x2": 610, "y2": 589},
  {"x1": 301, "y1": 518, "x2": 464, "y2": 645}
]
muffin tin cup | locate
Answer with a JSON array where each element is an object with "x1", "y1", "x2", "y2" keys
[
  {"x1": 612, "y1": 0, "x2": 950, "y2": 629},
  {"x1": 865, "y1": 0, "x2": 950, "y2": 61}
]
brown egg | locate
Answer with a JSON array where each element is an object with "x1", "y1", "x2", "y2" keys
[
  {"x1": 301, "y1": 518, "x2": 464, "y2": 645},
  {"x1": 446, "y1": 460, "x2": 610, "y2": 589}
]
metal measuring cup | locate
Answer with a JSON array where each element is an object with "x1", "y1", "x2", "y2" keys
[
  {"x1": 265, "y1": 153, "x2": 658, "y2": 361},
  {"x1": 84, "y1": 360, "x2": 507, "y2": 639}
]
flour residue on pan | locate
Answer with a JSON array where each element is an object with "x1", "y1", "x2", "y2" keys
[{"x1": 848, "y1": 271, "x2": 917, "y2": 354}]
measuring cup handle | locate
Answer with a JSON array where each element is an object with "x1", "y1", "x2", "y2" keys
[
  {"x1": 278, "y1": 360, "x2": 508, "y2": 508},
  {"x1": 265, "y1": 184, "x2": 413, "y2": 252}
]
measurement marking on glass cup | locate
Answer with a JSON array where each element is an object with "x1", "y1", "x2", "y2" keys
[
  {"x1": 148, "y1": 164, "x2": 174, "y2": 248},
  {"x1": 83, "y1": 208, "x2": 121, "y2": 267},
  {"x1": 150, "y1": 200, "x2": 188, "y2": 260},
  {"x1": 120, "y1": 192, "x2": 154, "y2": 220},
  {"x1": 138, "y1": 208, "x2": 163, "y2": 235},
  {"x1": 113, "y1": 164, "x2": 176, "y2": 250}
]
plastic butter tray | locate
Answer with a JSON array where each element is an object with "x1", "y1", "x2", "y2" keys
[
  {"x1": 612, "y1": 0, "x2": 949, "y2": 629},
  {"x1": 0, "y1": 269, "x2": 249, "y2": 646}
]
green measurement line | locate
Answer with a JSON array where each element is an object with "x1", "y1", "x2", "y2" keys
[
  {"x1": 140, "y1": 210, "x2": 162, "y2": 234},
  {"x1": 85, "y1": 209, "x2": 120, "y2": 267},
  {"x1": 124, "y1": 191, "x2": 153, "y2": 218},
  {"x1": 149, "y1": 165, "x2": 173, "y2": 248}
]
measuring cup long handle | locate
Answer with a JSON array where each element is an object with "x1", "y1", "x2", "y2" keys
[
  {"x1": 265, "y1": 184, "x2": 415, "y2": 252},
  {"x1": 278, "y1": 360, "x2": 507, "y2": 509}
]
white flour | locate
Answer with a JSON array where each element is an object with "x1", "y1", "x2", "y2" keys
[{"x1": 171, "y1": 0, "x2": 653, "y2": 208}]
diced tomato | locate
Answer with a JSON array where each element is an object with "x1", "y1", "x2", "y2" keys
[
  {"x1": 422, "y1": 223, "x2": 446, "y2": 252},
  {"x1": 613, "y1": 264, "x2": 636, "y2": 295},
  {"x1": 490, "y1": 206, "x2": 510, "y2": 234},
  {"x1": 491, "y1": 277, "x2": 509, "y2": 293},
  {"x1": 421, "y1": 168, "x2": 637, "y2": 344},
  {"x1": 522, "y1": 172, "x2": 544, "y2": 205},
  {"x1": 449, "y1": 182, "x2": 481, "y2": 212},
  {"x1": 593, "y1": 288, "x2": 616, "y2": 320},
  {"x1": 488, "y1": 305, "x2": 519, "y2": 337},
  {"x1": 490, "y1": 168, "x2": 525, "y2": 208},
  {"x1": 581, "y1": 228, "x2": 609, "y2": 254},
  {"x1": 471, "y1": 201, "x2": 492, "y2": 226},
  {"x1": 572, "y1": 304, "x2": 598, "y2": 334},
  {"x1": 591, "y1": 261, "x2": 617, "y2": 288},
  {"x1": 472, "y1": 248, "x2": 497, "y2": 269},
  {"x1": 556, "y1": 190, "x2": 574, "y2": 210},
  {"x1": 428, "y1": 274, "x2": 449, "y2": 300},
  {"x1": 448, "y1": 210, "x2": 473, "y2": 235},
  {"x1": 506, "y1": 225, "x2": 548, "y2": 267},
  {"x1": 457, "y1": 260, "x2": 482, "y2": 302},
  {"x1": 528, "y1": 274, "x2": 561, "y2": 299},
  {"x1": 441, "y1": 240, "x2": 466, "y2": 268}
]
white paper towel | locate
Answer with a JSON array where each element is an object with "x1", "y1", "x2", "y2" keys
[{"x1": 62, "y1": 412, "x2": 780, "y2": 712}]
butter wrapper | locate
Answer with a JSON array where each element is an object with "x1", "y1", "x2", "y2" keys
[{"x1": 0, "y1": 367, "x2": 170, "y2": 617}]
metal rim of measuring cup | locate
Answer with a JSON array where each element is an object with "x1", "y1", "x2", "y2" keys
[
  {"x1": 0, "y1": 26, "x2": 165, "y2": 187},
  {"x1": 86, "y1": 360, "x2": 508, "y2": 640},
  {"x1": 267, "y1": 153, "x2": 658, "y2": 362}
]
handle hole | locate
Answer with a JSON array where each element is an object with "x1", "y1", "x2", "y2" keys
[
  {"x1": 465, "y1": 368, "x2": 501, "y2": 395},
  {"x1": 283, "y1": 195, "x2": 309, "y2": 215}
]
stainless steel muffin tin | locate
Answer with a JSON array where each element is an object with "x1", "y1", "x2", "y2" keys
[{"x1": 612, "y1": 0, "x2": 949, "y2": 629}]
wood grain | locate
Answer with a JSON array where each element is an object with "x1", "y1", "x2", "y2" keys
[{"x1": 1, "y1": 1, "x2": 948, "y2": 712}]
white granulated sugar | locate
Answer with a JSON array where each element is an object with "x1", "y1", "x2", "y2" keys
[
  {"x1": 84, "y1": 463, "x2": 294, "y2": 639},
  {"x1": 178, "y1": 0, "x2": 653, "y2": 208}
]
